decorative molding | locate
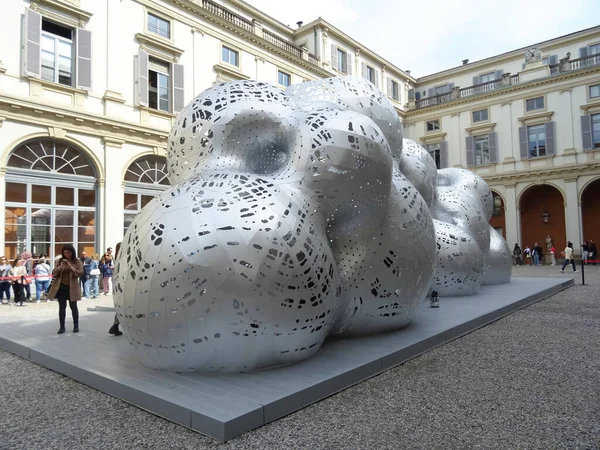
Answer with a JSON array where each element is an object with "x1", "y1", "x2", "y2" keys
[
  {"x1": 31, "y1": 0, "x2": 93, "y2": 27},
  {"x1": 102, "y1": 90, "x2": 126, "y2": 104},
  {"x1": 465, "y1": 121, "x2": 497, "y2": 136},
  {"x1": 140, "y1": 106, "x2": 176, "y2": 120},
  {"x1": 213, "y1": 63, "x2": 251, "y2": 81},
  {"x1": 0, "y1": 61, "x2": 6, "y2": 74},
  {"x1": 419, "y1": 131, "x2": 447, "y2": 145},
  {"x1": 102, "y1": 137, "x2": 126, "y2": 148},
  {"x1": 29, "y1": 77, "x2": 89, "y2": 96},
  {"x1": 136, "y1": 32, "x2": 185, "y2": 62},
  {"x1": 153, "y1": 146, "x2": 168, "y2": 156},
  {"x1": 0, "y1": 116, "x2": 5, "y2": 128},
  {"x1": 517, "y1": 110, "x2": 554, "y2": 125},
  {"x1": 47, "y1": 126, "x2": 67, "y2": 139},
  {"x1": 580, "y1": 99, "x2": 600, "y2": 114}
]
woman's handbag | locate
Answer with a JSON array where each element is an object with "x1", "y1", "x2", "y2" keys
[{"x1": 90, "y1": 268, "x2": 101, "y2": 276}]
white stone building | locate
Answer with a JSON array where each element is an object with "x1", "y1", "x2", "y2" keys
[
  {"x1": 0, "y1": 0, "x2": 411, "y2": 261},
  {"x1": 404, "y1": 26, "x2": 600, "y2": 256}
]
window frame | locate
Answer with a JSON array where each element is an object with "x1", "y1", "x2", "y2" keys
[
  {"x1": 527, "y1": 123, "x2": 547, "y2": 157},
  {"x1": 592, "y1": 113, "x2": 600, "y2": 149},
  {"x1": 589, "y1": 84, "x2": 600, "y2": 100},
  {"x1": 277, "y1": 69, "x2": 291, "y2": 87},
  {"x1": 40, "y1": 19, "x2": 74, "y2": 87},
  {"x1": 425, "y1": 143, "x2": 441, "y2": 169},
  {"x1": 426, "y1": 119, "x2": 440, "y2": 133},
  {"x1": 473, "y1": 135, "x2": 490, "y2": 165},
  {"x1": 336, "y1": 48, "x2": 347, "y2": 73},
  {"x1": 479, "y1": 71, "x2": 496, "y2": 84},
  {"x1": 472, "y1": 108, "x2": 489, "y2": 123},
  {"x1": 525, "y1": 96, "x2": 545, "y2": 112},
  {"x1": 366, "y1": 65, "x2": 375, "y2": 84},
  {"x1": 222, "y1": 45, "x2": 240, "y2": 67},
  {"x1": 390, "y1": 79, "x2": 399, "y2": 101},
  {"x1": 147, "y1": 12, "x2": 171, "y2": 39},
  {"x1": 148, "y1": 56, "x2": 171, "y2": 113}
]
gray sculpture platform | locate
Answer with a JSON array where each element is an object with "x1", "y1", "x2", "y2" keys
[{"x1": 0, "y1": 277, "x2": 572, "y2": 442}]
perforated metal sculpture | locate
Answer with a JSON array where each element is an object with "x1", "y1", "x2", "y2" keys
[{"x1": 113, "y1": 77, "x2": 511, "y2": 373}]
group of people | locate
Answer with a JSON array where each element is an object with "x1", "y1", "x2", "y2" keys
[
  {"x1": 0, "y1": 244, "x2": 123, "y2": 337},
  {"x1": 512, "y1": 237, "x2": 596, "y2": 273}
]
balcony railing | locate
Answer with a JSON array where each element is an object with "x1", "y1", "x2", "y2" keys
[
  {"x1": 199, "y1": 0, "x2": 320, "y2": 67},
  {"x1": 412, "y1": 54, "x2": 600, "y2": 110},
  {"x1": 201, "y1": 0, "x2": 254, "y2": 33}
]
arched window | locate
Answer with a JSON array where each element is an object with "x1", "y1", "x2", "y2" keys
[
  {"x1": 4, "y1": 139, "x2": 98, "y2": 261},
  {"x1": 123, "y1": 155, "x2": 170, "y2": 234}
]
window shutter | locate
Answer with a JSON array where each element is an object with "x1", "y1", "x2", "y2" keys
[
  {"x1": 76, "y1": 29, "x2": 92, "y2": 90},
  {"x1": 579, "y1": 47, "x2": 588, "y2": 58},
  {"x1": 494, "y1": 69, "x2": 504, "y2": 79},
  {"x1": 519, "y1": 126, "x2": 529, "y2": 159},
  {"x1": 331, "y1": 44, "x2": 338, "y2": 70},
  {"x1": 346, "y1": 52, "x2": 352, "y2": 75},
  {"x1": 23, "y1": 8, "x2": 41, "y2": 78},
  {"x1": 472, "y1": 75, "x2": 480, "y2": 85},
  {"x1": 581, "y1": 115, "x2": 593, "y2": 151},
  {"x1": 439, "y1": 141, "x2": 449, "y2": 169},
  {"x1": 549, "y1": 54, "x2": 558, "y2": 65},
  {"x1": 415, "y1": 91, "x2": 421, "y2": 101},
  {"x1": 136, "y1": 50, "x2": 149, "y2": 107},
  {"x1": 522, "y1": 63, "x2": 526, "y2": 70},
  {"x1": 361, "y1": 62, "x2": 366, "y2": 78},
  {"x1": 173, "y1": 63, "x2": 184, "y2": 113},
  {"x1": 466, "y1": 136, "x2": 474, "y2": 166},
  {"x1": 427, "y1": 88, "x2": 433, "y2": 97},
  {"x1": 387, "y1": 77, "x2": 393, "y2": 96},
  {"x1": 489, "y1": 132, "x2": 498, "y2": 163},
  {"x1": 545, "y1": 122, "x2": 555, "y2": 156},
  {"x1": 375, "y1": 69, "x2": 380, "y2": 88},
  {"x1": 408, "y1": 88, "x2": 415, "y2": 101}
]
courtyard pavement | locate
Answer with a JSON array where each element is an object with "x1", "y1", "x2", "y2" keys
[{"x1": 0, "y1": 264, "x2": 598, "y2": 449}]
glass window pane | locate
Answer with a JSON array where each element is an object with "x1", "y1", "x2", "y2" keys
[
  {"x1": 58, "y1": 40, "x2": 71, "y2": 57},
  {"x1": 124, "y1": 214, "x2": 136, "y2": 230},
  {"x1": 59, "y1": 56, "x2": 71, "y2": 74},
  {"x1": 31, "y1": 242, "x2": 51, "y2": 260},
  {"x1": 32, "y1": 208, "x2": 51, "y2": 225},
  {"x1": 54, "y1": 227, "x2": 73, "y2": 242},
  {"x1": 78, "y1": 211, "x2": 95, "y2": 227},
  {"x1": 41, "y1": 35, "x2": 55, "y2": 52},
  {"x1": 78, "y1": 243, "x2": 96, "y2": 256},
  {"x1": 56, "y1": 187, "x2": 74, "y2": 205},
  {"x1": 78, "y1": 226, "x2": 95, "y2": 241},
  {"x1": 141, "y1": 195, "x2": 154, "y2": 208},
  {"x1": 4, "y1": 243, "x2": 26, "y2": 261},
  {"x1": 5, "y1": 207, "x2": 27, "y2": 224},
  {"x1": 32, "y1": 185, "x2": 51, "y2": 204},
  {"x1": 5, "y1": 224, "x2": 26, "y2": 241},
  {"x1": 124, "y1": 193, "x2": 138, "y2": 210},
  {"x1": 6, "y1": 183, "x2": 27, "y2": 203},
  {"x1": 55, "y1": 210, "x2": 74, "y2": 226},
  {"x1": 31, "y1": 225, "x2": 51, "y2": 242},
  {"x1": 55, "y1": 243, "x2": 74, "y2": 258},
  {"x1": 41, "y1": 66, "x2": 55, "y2": 82},
  {"x1": 78, "y1": 189, "x2": 95, "y2": 207}
]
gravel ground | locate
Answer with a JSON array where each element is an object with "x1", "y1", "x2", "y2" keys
[{"x1": 0, "y1": 265, "x2": 599, "y2": 450}]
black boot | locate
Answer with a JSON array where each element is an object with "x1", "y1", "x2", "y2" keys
[
  {"x1": 109, "y1": 323, "x2": 123, "y2": 336},
  {"x1": 73, "y1": 323, "x2": 79, "y2": 333},
  {"x1": 57, "y1": 326, "x2": 65, "y2": 334}
]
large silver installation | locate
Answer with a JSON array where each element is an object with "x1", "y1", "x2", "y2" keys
[{"x1": 113, "y1": 76, "x2": 511, "y2": 373}]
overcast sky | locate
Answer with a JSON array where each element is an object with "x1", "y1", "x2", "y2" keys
[{"x1": 246, "y1": 0, "x2": 600, "y2": 78}]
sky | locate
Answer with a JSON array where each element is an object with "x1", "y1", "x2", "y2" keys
[{"x1": 245, "y1": 0, "x2": 600, "y2": 78}]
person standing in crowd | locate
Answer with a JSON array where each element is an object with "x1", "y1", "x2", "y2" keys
[
  {"x1": 100, "y1": 252, "x2": 115, "y2": 295},
  {"x1": 550, "y1": 245, "x2": 557, "y2": 266},
  {"x1": 34, "y1": 257, "x2": 52, "y2": 302},
  {"x1": 589, "y1": 239, "x2": 597, "y2": 266},
  {"x1": 84, "y1": 253, "x2": 101, "y2": 299},
  {"x1": 532, "y1": 242, "x2": 542, "y2": 267},
  {"x1": 0, "y1": 256, "x2": 12, "y2": 304},
  {"x1": 48, "y1": 244, "x2": 84, "y2": 334},
  {"x1": 79, "y1": 251, "x2": 89, "y2": 299},
  {"x1": 513, "y1": 244, "x2": 522, "y2": 265},
  {"x1": 11, "y1": 258, "x2": 27, "y2": 306},
  {"x1": 582, "y1": 241, "x2": 589, "y2": 265},
  {"x1": 523, "y1": 245, "x2": 531, "y2": 264},
  {"x1": 108, "y1": 243, "x2": 123, "y2": 336},
  {"x1": 21, "y1": 252, "x2": 33, "y2": 301},
  {"x1": 560, "y1": 241, "x2": 578, "y2": 273}
]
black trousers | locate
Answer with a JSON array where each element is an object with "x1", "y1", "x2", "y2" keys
[
  {"x1": 24, "y1": 283, "x2": 31, "y2": 299},
  {"x1": 12, "y1": 283, "x2": 25, "y2": 305},
  {"x1": 58, "y1": 298, "x2": 79, "y2": 327},
  {"x1": 0, "y1": 282, "x2": 11, "y2": 300}
]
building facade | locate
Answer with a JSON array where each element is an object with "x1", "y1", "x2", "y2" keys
[
  {"x1": 0, "y1": 0, "x2": 411, "y2": 261},
  {"x1": 404, "y1": 27, "x2": 600, "y2": 256}
]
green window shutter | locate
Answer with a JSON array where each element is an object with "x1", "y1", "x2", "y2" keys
[
  {"x1": 579, "y1": 47, "x2": 588, "y2": 58},
  {"x1": 489, "y1": 132, "x2": 498, "y2": 163}
]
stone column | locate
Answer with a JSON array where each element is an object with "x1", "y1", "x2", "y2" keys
[
  {"x1": 102, "y1": 138, "x2": 126, "y2": 251},
  {"x1": 504, "y1": 185, "x2": 518, "y2": 247},
  {"x1": 564, "y1": 178, "x2": 581, "y2": 255},
  {"x1": 0, "y1": 168, "x2": 6, "y2": 254}
]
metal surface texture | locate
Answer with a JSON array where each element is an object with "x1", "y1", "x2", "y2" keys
[{"x1": 114, "y1": 77, "x2": 510, "y2": 373}]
